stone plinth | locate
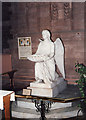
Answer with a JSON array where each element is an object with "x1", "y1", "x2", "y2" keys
[{"x1": 27, "y1": 77, "x2": 67, "y2": 97}]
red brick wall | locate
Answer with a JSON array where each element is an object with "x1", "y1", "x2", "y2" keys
[{"x1": 8, "y1": 2, "x2": 85, "y2": 84}]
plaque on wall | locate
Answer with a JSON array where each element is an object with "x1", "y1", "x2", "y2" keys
[{"x1": 18, "y1": 37, "x2": 32, "y2": 59}]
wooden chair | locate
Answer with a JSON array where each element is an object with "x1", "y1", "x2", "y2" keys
[{"x1": 1, "y1": 54, "x2": 17, "y2": 90}]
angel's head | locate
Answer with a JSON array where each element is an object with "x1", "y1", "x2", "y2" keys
[{"x1": 42, "y1": 30, "x2": 50, "y2": 41}]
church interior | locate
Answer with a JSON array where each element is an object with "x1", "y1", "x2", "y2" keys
[{"x1": 0, "y1": 2, "x2": 86, "y2": 120}]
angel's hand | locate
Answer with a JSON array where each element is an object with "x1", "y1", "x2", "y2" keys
[
  {"x1": 27, "y1": 55, "x2": 33, "y2": 61},
  {"x1": 39, "y1": 38, "x2": 44, "y2": 42}
]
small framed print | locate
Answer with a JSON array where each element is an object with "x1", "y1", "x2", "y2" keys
[{"x1": 18, "y1": 37, "x2": 32, "y2": 59}]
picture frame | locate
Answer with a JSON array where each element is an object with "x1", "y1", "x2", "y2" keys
[{"x1": 18, "y1": 37, "x2": 32, "y2": 59}]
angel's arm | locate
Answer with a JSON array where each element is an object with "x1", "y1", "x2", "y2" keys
[
  {"x1": 27, "y1": 42, "x2": 54, "y2": 62},
  {"x1": 27, "y1": 54, "x2": 48, "y2": 62},
  {"x1": 27, "y1": 42, "x2": 45, "y2": 62}
]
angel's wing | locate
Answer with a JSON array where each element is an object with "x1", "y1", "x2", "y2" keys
[{"x1": 54, "y1": 38, "x2": 65, "y2": 79}]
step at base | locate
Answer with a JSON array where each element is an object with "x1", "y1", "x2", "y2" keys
[
  {"x1": 12, "y1": 106, "x2": 83, "y2": 119},
  {"x1": 16, "y1": 100, "x2": 72, "y2": 110}
]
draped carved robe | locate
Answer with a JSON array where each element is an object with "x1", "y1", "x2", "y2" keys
[{"x1": 27, "y1": 40, "x2": 59, "y2": 84}]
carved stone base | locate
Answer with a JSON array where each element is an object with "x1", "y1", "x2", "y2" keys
[{"x1": 26, "y1": 77, "x2": 67, "y2": 97}]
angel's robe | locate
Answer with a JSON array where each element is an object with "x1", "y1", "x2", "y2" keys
[{"x1": 27, "y1": 39, "x2": 59, "y2": 84}]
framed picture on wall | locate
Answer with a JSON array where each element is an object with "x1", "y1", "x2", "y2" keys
[{"x1": 18, "y1": 37, "x2": 32, "y2": 59}]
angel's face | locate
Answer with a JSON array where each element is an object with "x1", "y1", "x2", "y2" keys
[
  {"x1": 42, "y1": 32, "x2": 47, "y2": 40},
  {"x1": 42, "y1": 30, "x2": 50, "y2": 40}
]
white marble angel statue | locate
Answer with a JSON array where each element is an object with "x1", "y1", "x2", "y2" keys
[{"x1": 27, "y1": 30, "x2": 65, "y2": 84}]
